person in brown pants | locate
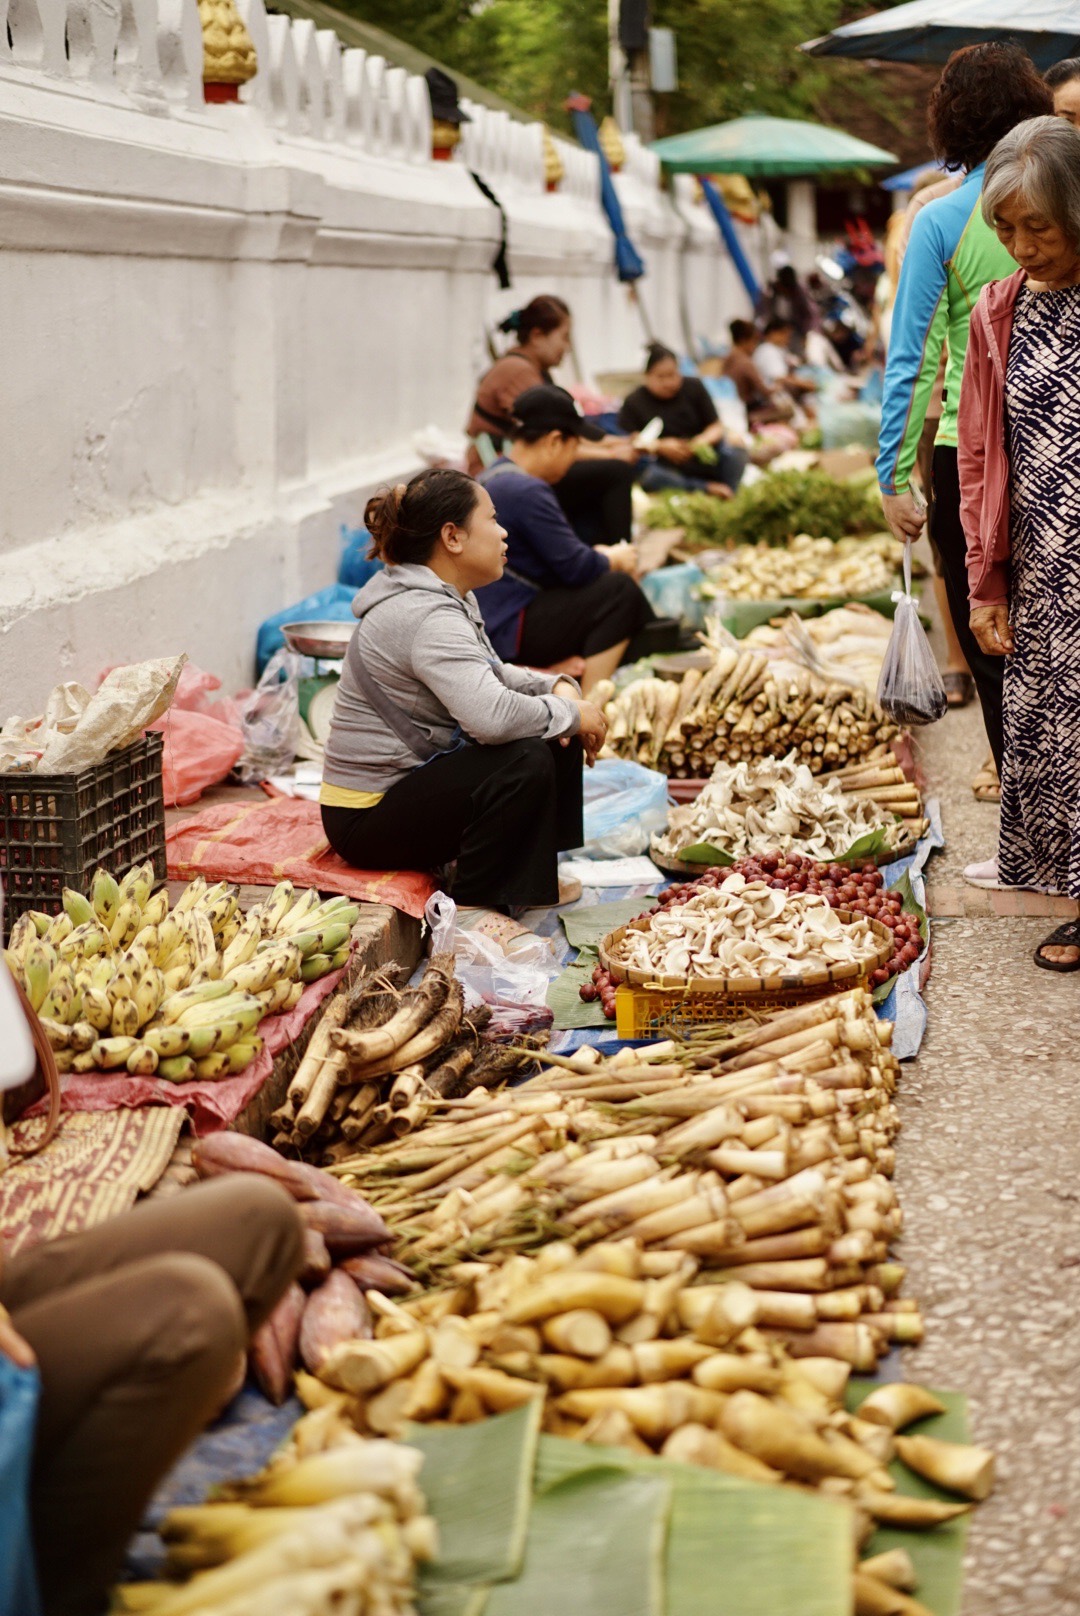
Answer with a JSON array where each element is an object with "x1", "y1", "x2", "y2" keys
[{"x1": 0, "y1": 1174, "x2": 303, "y2": 1616}]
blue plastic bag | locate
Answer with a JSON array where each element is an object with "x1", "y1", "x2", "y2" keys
[
  {"x1": 641, "y1": 562, "x2": 708, "y2": 630},
  {"x1": 255, "y1": 585, "x2": 356, "y2": 677},
  {"x1": 338, "y1": 526, "x2": 384, "y2": 591},
  {"x1": 576, "y1": 758, "x2": 669, "y2": 858},
  {"x1": 0, "y1": 1360, "x2": 42, "y2": 1616}
]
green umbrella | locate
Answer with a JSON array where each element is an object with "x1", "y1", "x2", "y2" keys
[{"x1": 650, "y1": 114, "x2": 897, "y2": 177}]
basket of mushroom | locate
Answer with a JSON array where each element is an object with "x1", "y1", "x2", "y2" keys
[{"x1": 599, "y1": 872, "x2": 893, "y2": 1005}]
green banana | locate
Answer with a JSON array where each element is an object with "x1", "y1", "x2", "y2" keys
[
  {"x1": 91, "y1": 1036, "x2": 140, "y2": 1069},
  {"x1": 91, "y1": 869, "x2": 121, "y2": 926},
  {"x1": 26, "y1": 911, "x2": 52, "y2": 938},
  {"x1": 185, "y1": 1024, "x2": 226, "y2": 1059},
  {"x1": 328, "y1": 945, "x2": 351, "y2": 970},
  {"x1": 63, "y1": 888, "x2": 97, "y2": 927},
  {"x1": 157, "y1": 1055, "x2": 198, "y2": 1083},
  {"x1": 225, "y1": 1036, "x2": 264, "y2": 1074},
  {"x1": 300, "y1": 952, "x2": 333, "y2": 983}
]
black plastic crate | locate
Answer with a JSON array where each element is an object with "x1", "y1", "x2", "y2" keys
[{"x1": 0, "y1": 731, "x2": 166, "y2": 923}]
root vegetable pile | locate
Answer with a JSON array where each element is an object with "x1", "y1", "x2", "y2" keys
[
  {"x1": 596, "y1": 644, "x2": 900, "y2": 778},
  {"x1": 2, "y1": 867, "x2": 357, "y2": 1082},
  {"x1": 271, "y1": 959, "x2": 542, "y2": 1163},
  {"x1": 653, "y1": 753, "x2": 923, "y2": 866},
  {"x1": 699, "y1": 533, "x2": 904, "y2": 601},
  {"x1": 605, "y1": 875, "x2": 886, "y2": 982},
  {"x1": 744, "y1": 604, "x2": 895, "y2": 692},
  {"x1": 655, "y1": 855, "x2": 923, "y2": 989}
]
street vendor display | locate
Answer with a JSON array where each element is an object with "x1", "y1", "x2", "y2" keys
[
  {"x1": 698, "y1": 534, "x2": 904, "y2": 604},
  {"x1": 644, "y1": 467, "x2": 885, "y2": 552},
  {"x1": 2, "y1": 865, "x2": 356, "y2": 1080},
  {"x1": 597, "y1": 644, "x2": 900, "y2": 778},
  {"x1": 743, "y1": 605, "x2": 895, "y2": 691},
  {"x1": 652, "y1": 755, "x2": 924, "y2": 868}
]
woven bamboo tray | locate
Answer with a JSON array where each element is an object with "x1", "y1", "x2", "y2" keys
[
  {"x1": 648, "y1": 838, "x2": 921, "y2": 880},
  {"x1": 598, "y1": 910, "x2": 894, "y2": 996}
]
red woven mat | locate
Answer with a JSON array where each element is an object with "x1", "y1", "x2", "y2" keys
[
  {"x1": 165, "y1": 797, "x2": 434, "y2": 919},
  {"x1": 0, "y1": 1109, "x2": 185, "y2": 1256}
]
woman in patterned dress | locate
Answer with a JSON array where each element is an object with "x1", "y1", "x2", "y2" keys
[{"x1": 958, "y1": 116, "x2": 1080, "y2": 968}]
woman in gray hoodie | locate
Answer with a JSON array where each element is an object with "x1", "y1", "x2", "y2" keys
[{"x1": 320, "y1": 468, "x2": 608, "y2": 912}]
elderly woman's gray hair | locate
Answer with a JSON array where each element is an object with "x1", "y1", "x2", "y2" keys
[{"x1": 982, "y1": 114, "x2": 1080, "y2": 245}]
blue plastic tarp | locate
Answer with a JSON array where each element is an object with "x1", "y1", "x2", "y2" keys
[
  {"x1": 699, "y1": 179, "x2": 761, "y2": 305},
  {"x1": 569, "y1": 105, "x2": 645, "y2": 284}
]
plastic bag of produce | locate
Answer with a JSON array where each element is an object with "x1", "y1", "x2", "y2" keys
[
  {"x1": 575, "y1": 758, "x2": 670, "y2": 858},
  {"x1": 876, "y1": 542, "x2": 948, "y2": 726},
  {"x1": 234, "y1": 649, "x2": 302, "y2": 783}
]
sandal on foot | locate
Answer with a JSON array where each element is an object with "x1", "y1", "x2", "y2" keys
[
  {"x1": 557, "y1": 874, "x2": 583, "y2": 907},
  {"x1": 943, "y1": 671, "x2": 975, "y2": 708},
  {"x1": 1034, "y1": 920, "x2": 1080, "y2": 972},
  {"x1": 972, "y1": 758, "x2": 1000, "y2": 802}
]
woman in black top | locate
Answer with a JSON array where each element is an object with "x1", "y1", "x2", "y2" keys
[{"x1": 619, "y1": 344, "x2": 748, "y2": 498}]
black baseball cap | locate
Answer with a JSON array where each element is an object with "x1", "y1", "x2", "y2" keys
[
  {"x1": 511, "y1": 385, "x2": 605, "y2": 441},
  {"x1": 426, "y1": 68, "x2": 471, "y2": 126}
]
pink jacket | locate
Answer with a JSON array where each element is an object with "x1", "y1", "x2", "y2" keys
[{"x1": 957, "y1": 268, "x2": 1026, "y2": 609}]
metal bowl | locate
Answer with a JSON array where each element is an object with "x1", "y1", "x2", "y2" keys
[{"x1": 281, "y1": 621, "x2": 354, "y2": 660}]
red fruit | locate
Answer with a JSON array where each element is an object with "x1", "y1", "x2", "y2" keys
[{"x1": 580, "y1": 984, "x2": 599, "y2": 1003}]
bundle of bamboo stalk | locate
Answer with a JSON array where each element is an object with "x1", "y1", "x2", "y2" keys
[
  {"x1": 329, "y1": 989, "x2": 918, "y2": 1365},
  {"x1": 270, "y1": 959, "x2": 541, "y2": 1164},
  {"x1": 596, "y1": 644, "x2": 901, "y2": 779}
]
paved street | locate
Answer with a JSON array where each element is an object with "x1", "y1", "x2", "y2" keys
[{"x1": 898, "y1": 622, "x2": 1080, "y2": 1613}]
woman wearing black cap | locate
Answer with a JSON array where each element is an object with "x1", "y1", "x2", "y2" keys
[
  {"x1": 466, "y1": 296, "x2": 639, "y2": 547},
  {"x1": 475, "y1": 386, "x2": 653, "y2": 694}
]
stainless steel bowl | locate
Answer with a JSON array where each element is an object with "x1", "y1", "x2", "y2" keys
[{"x1": 281, "y1": 621, "x2": 354, "y2": 660}]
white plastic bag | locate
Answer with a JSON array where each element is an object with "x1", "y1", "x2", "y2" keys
[
  {"x1": 575, "y1": 758, "x2": 670, "y2": 858},
  {"x1": 235, "y1": 649, "x2": 301, "y2": 783},
  {"x1": 423, "y1": 891, "x2": 556, "y2": 1032},
  {"x1": 876, "y1": 542, "x2": 948, "y2": 727}
]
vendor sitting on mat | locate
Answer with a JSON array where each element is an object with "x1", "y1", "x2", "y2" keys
[
  {"x1": 475, "y1": 386, "x2": 654, "y2": 694},
  {"x1": 618, "y1": 343, "x2": 748, "y2": 497},
  {"x1": 320, "y1": 465, "x2": 608, "y2": 915},
  {"x1": 466, "y1": 294, "x2": 639, "y2": 547}
]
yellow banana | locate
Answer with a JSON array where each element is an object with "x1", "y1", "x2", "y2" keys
[
  {"x1": 68, "y1": 1021, "x2": 97, "y2": 1053},
  {"x1": 58, "y1": 922, "x2": 110, "y2": 961},
  {"x1": 227, "y1": 954, "x2": 294, "y2": 997},
  {"x1": 64, "y1": 983, "x2": 84, "y2": 1025},
  {"x1": 109, "y1": 899, "x2": 141, "y2": 950},
  {"x1": 90, "y1": 955, "x2": 115, "y2": 991},
  {"x1": 111, "y1": 997, "x2": 141, "y2": 1039},
  {"x1": 187, "y1": 910, "x2": 218, "y2": 971},
  {"x1": 54, "y1": 1050, "x2": 75, "y2": 1075},
  {"x1": 159, "y1": 980, "x2": 237, "y2": 1024},
  {"x1": 90, "y1": 869, "x2": 121, "y2": 926},
  {"x1": 275, "y1": 888, "x2": 319, "y2": 936},
  {"x1": 173, "y1": 877, "x2": 207, "y2": 914},
  {"x1": 3, "y1": 949, "x2": 23, "y2": 985},
  {"x1": 185, "y1": 1024, "x2": 225, "y2": 1058},
  {"x1": 39, "y1": 1016, "x2": 73, "y2": 1052},
  {"x1": 26, "y1": 911, "x2": 52, "y2": 938},
  {"x1": 71, "y1": 1050, "x2": 101, "y2": 1074},
  {"x1": 91, "y1": 1036, "x2": 140, "y2": 1069},
  {"x1": 46, "y1": 911, "x2": 73, "y2": 947},
  {"x1": 82, "y1": 988, "x2": 113, "y2": 1032},
  {"x1": 203, "y1": 893, "x2": 239, "y2": 937},
  {"x1": 284, "y1": 982, "x2": 304, "y2": 1010},
  {"x1": 156, "y1": 916, "x2": 185, "y2": 964},
  {"x1": 257, "y1": 978, "x2": 295, "y2": 1016},
  {"x1": 108, "y1": 963, "x2": 136, "y2": 1001},
  {"x1": 62, "y1": 889, "x2": 97, "y2": 927},
  {"x1": 126, "y1": 1043, "x2": 158, "y2": 1076},
  {"x1": 23, "y1": 942, "x2": 58, "y2": 1011},
  {"x1": 328, "y1": 945, "x2": 351, "y2": 970},
  {"x1": 140, "y1": 888, "x2": 170, "y2": 929},
  {"x1": 7, "y1": 914, "x2": 38, "y2": 959},
  {"x1": 157, "y1": 1055, "x2": 197, "y2": 1083},
  {"x1": 131, "y1": 923, "x2": 162, "y2": 964},
  {"x1": 117, "y1": 863, "x2": 151, "y2": 911},
  {"x1": 261, "y1": 881, "x2": 294, "y2": 935},
  {"x1": 142, "y1": 1024, "x2": 192, "y2": 1058},
  {"x1": 162, "y1": 961, "x2": 194, "y2": 995},
  {"x1": 126, "y1": 942, "x2": 155, "y2": 979},
  {"x1": 225, "y1": 1036, "x2": 264, "y2": 1074},
  {"x1": 133, "y1": 967, "x2": 165, "y2": 1028},
  {"x1": 40, "y1": 966, "x2": 75, "y2": 1023},
  {"x1": 176, "y1": 993, "x2": 261, "y2": 1031},
  {"x1": 193, "y1": 1052, "x2": 232, "y2": 1081},
  {"x1": 220, "y1": 909, "x2": 263, "y2": 974},
  {"x1": 217, "y1": 915, "x2": 241, "y2": 952}
]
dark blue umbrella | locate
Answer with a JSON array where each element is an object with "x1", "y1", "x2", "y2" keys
[
  {"x1": 567, "y1": 97, "x2": 645, "y2": 283},
  {"x1": 802, "y1": 0, "x2": 1080, "y2": 70}
]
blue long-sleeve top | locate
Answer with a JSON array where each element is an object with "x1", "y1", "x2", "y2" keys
[
  {"x1": 474, "y1": 459, "x2": 609, "y2": 659},
  {"x1": 876, "y1": 165, "x2": 1014, "y2": 496}
]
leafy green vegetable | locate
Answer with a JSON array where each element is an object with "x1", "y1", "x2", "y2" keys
[{"x1": 646, "y1": 469, "x2": 885, "y2": 551}]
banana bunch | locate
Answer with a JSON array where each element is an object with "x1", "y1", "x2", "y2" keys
[{"x1": 3, "y1": 867, "x2": 359, "y2": 1083}]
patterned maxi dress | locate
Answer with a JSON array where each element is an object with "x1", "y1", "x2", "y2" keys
[{"x1": 998, "y1": 283, "x2": 1080, "y2": 896}]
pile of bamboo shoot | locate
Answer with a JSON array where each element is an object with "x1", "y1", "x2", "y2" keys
[
  {"x1": 270, "y1": 959, "x2": 539, "y2": 1164},
  {"x1": 596, "y1": 645, "x2": 900, "y2": 779},
  {"x1": 330, "y1": 989, "x2": 918, "y2": 1363}
]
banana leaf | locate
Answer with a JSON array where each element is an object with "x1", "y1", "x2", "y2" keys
[
  {"x1": 484, "y1": 1465, "x2": 671, "y2": 1616},
  {"x1": 418, "y1": 1586, "x2": 490, "y2": 1616},
  {"x1": 849, "y1": 1384, "x2": 972, "y2": 1616},
  {"x1": 671, "y1": 842, "x2": 736, "y2": 867},
  {"x1": 837, "y1": 824, "x2": 903, "y2": 864},
  {"x1": 560, "y1": 899, "x2": 658, "y2": 951},
  {"x1": 536, "y1": 1437, "x2": 852, "y2": 1616},
  {"x1": 406, "y1": 1402, "x2": 542, "y2": 1588},
  {"x1": 547, "y1": 947, "x2": 610, "y2": 1030}
]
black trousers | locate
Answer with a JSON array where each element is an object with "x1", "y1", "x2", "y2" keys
[
  {"x1": 931, "y1": 446, "x2": 1005, "y2": 771},
  {"x1": 322, "y1": 738, "x2": 584, "y2": 911},
  {"x1": 554, "y1": 458, "x2": 636, "y2": 545},
  {"x1": 517, "y1": 571, "x2": 653, "y2": 668}
]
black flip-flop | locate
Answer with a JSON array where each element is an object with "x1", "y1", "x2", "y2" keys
[
  {"x1": 943, "y1": 671, "x2": 975, "y2": 708},
  {"x1": 1034, "y1": 920, "x2": 1080, "y2": 972}
]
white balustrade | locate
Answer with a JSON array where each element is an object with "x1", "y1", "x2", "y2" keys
[
  {"x1": 236, "y1": 0, "x2": 269, "y2": 108},
  {"x1": 316, "y1": 28, "x2": 345, "y2": 144},
  {"x1": 155, "y1": 0, "x2": 201, "y2": 108},
  {"x1": 264, "y1": 11, "x2": 301, "y2": 134},
  {"x1": 114, "y1": 0, "x2": 164, "y2": 101},
  {"x1": 404, "y1": 71, "x2": 430, "y2": 164}
]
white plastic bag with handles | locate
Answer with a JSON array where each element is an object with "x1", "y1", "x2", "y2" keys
[{"x1": 876, "y1": 539, "x2": 948, "y2": 726}]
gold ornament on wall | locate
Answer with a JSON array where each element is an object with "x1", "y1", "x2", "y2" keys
[
  {"x1": 199, "y1": 0, "x2": 258, "y2": 92},
  {"x1": 543, "y1": 127, "x2": 564, "y2": 191},
  {"x1": 598, "y1": 115, "x2": 626, "y2": 172},
  {"x1": 431, "y1": 119, "x2": 463, "y2": 159}
]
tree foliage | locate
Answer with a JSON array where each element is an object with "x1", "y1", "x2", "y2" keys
[{"x1": 336, "y1": 0, "x2": 926, "y2": 155}]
